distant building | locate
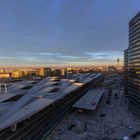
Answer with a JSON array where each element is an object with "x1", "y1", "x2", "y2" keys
[
  {"x1": 35, "y1": 67, "x2": 52, "y2": 77},
  {"x1": 50, "y1": 68, "x2": 67, "y2": 77},
  {"x1": 22, "y1": 69, "x2": 33, "y2": 76},
  {"x1": 124, "y1": 12, "x2": 140, "y2": 117},
  {"x1": 60, "y1": 68, "x2": 67, "y2": 76},
  {"x1": 51, "y1": 69, "x2": 61, "y2": 77},
  {"x1": 0, "y1": 69, "x2": 5, "y2": 73},
  {"x1": 0, "y1": 73, "x2": 11, "y2": 78},
  {"x1": 108, "y1": 66, "x2": 117, "y2": 71},
  {"x1": 11, "y1": 70, "x2": 25, "y2": 78}
]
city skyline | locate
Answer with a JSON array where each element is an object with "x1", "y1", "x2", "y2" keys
[{"x1": 0, "y1": 0, "x2": 140, "y2": 66}]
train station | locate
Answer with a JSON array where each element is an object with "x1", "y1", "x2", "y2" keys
[{"x1": 0, "y1": 73, "x2": 104, "y2": 139}]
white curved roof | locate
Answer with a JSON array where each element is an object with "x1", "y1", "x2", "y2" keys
[
  {"x1": 0, "y1": 78, "x2": 50, "y2": 123},
  {"x1": 0, "y1": 93, "x2": 17, "y2": 103},
  {"x1": 0, "y1": 98, "x2": 54, "y2": 130},
  {"x1": 0, "y1": 73, "x2": 102, "y2": 131},
  {"x1": 73, "y1": 89, "x2": 105, "y2": 111}
]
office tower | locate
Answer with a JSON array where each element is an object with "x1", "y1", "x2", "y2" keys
[
  {"x1": 124, "y1": 12, "x2": 140, "y2": 116},
  {"x1": 124, "y1": 49, "x2": 128, "y2": 95}
]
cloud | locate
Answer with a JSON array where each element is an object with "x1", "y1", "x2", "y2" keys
[
  {"x1": 0, "y1": 56, "x2": 13, "y2": 59},
  {"x1": 21, "y1": 57, "x2": 39, "y2": 62},
  {"x1": 59, "y1": 55, "x2": 85, "y2": 59},
  {"x1": 0, "y1": 0, "x2": 139, "y2": 66},
  {"x1": 86, "y1": 51, "x2": 122, "y2": 59},
  {"x1": 39, "y1": 52, "x2": 60, "y2": 56}
]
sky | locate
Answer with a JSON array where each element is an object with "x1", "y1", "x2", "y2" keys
[{"x1": 0, "y1": 0, "x2": 140, "y2": 67}]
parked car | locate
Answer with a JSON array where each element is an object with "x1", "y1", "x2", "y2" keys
[
  {"x1": 135, "y1": 131, "x2": 140, "y2": 135},
  {"x1": 106, "y1": 100, "x2": 110, "y2": 104},
  {"x1": 100, "y1": 113, "x2": 106, "y2": 117},
  {"x1": 131, "y1": 133, "x2": 137, "y2": 138},
  {"x1": 131, "y1": 131, "x2": 140, "y2": 139},
  {"x1": 115, "y1": 96, "x2": 118, "y2": 99},
  {"x1": 122, "y1": 136, "x2": 129, "y2": 140},
  {"x1": 126, "y1": 123, "x2": 132, "y2": 129}
]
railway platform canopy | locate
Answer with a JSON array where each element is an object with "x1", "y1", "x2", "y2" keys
[
  {"x1": 73, "y1": 89, "x2": 105, "y2": 111},
  {"x1": 0, "y1": 73, "x2": 103, "y2": 131}
]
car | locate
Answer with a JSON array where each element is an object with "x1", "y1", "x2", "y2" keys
[
  {"x1": 135, "y1": 130, "x2": 140, "y2": 135},
  {"x1": 131, "y1": 131, "x2": 140, "y2": 139},
  {"x1": 106, "y1": 102, "x2": 110, "y2": 105},
  {"x1": 100, "y1": 113, "x2": 106, "y2": 117},
  {"x1": 131, "y1": 133, "x2": 137, "y2": 138},
  {"x1": 109, "y1": 89, "x2": 112, "y2": 93},
  {"x1": 126, "y1": 123, "x2": 132, "y2": 129},
  {"x1": 106, "y1": 100, "x2": 110, "y2": 104},
  {"x1": 122, "y1": 136, "x2": 129, "y2": 140}
]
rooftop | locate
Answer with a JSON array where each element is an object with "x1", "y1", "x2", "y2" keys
[
  {"x1": 0, "y1": 73, "x2": 102, "y2": 131},
  {"x1": 73, "y1": 89, "x2": 105, "y2": 111}
]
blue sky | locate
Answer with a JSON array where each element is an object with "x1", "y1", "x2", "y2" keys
[{"x1": 0, "y1": 0, "x2": 140, "y2": 66}]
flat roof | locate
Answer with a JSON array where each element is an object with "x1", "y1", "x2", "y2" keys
[
  {"x1": 73, "y1": 89, "x2": 105, "y2": 111},
  {"x1": 82, "y1": 78, "x2": 93, "y2": 84},
  {"x1": 62, "y1": 83, "x2": 82, "y2": 94},
  {"x1": 45, "y1": 92, "x2": 65, "y2": 101}
]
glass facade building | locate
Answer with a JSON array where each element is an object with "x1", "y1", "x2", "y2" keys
[
  {"x1": 124, "y1": 49, "x2": 128, "y2": 95},
  {"x1": 124, "y1": 12, "x2": 140, "y2": 117}
]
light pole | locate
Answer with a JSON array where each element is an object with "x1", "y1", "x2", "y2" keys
[{"x1": 5, "y1": 83, "x2": 7, "y2": 93}]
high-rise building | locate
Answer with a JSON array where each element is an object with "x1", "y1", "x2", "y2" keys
[
  {"x1": 124, "y1": 49, "x2": 128, "y2": 95},
  {"x1": 60, "y1": 68, "x2": 67, "y2": 76},
  {"x1": 51, "y1": 69, "x2": 61, "y2": 77},
  {"x1": 35, "y1": 67, "x2": 52, "y2": 77},
  {"x1": 124, "y1": 12, "x2": 140, "y2": 117}
]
